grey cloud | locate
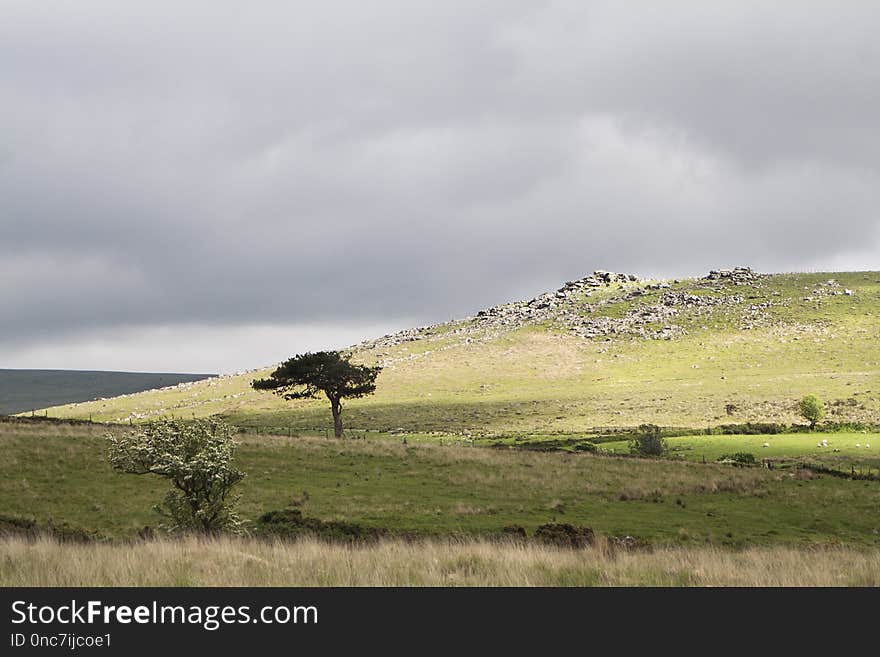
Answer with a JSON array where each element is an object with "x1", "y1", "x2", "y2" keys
[
  {"x1": 501, "y1": 1, "x2": 880, "y2": 170},
  {"x1": 2, "y1": 0, "x2": 878, "y2": 355}
]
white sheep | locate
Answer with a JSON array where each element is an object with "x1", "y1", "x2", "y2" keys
[
  {"x1": 856, "y1": 443, "x2": 862, "y2": 448},
  {"x1": 762, "y1": 442, "x2": 770, "y2": 448}
]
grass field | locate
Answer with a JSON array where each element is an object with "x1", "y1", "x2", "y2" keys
[
  {"x1": 3, "y1": 421, "x2": 880, "y2": 547},
  {"x1": 599, "y1": 431, "x2": 880, "y2": 464},
  {"x1": 3, "y1": 536, "x2": 879, "y2": 586}
]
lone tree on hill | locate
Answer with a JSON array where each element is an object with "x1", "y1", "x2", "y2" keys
[
  {"x1": 252, "y1": 351, "x2": 381, "y2": 438},
  {"x1": 799, "y1": 395, "x2": 824, "y2": 430}
]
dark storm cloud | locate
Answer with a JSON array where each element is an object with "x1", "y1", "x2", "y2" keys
[{"x1": 2, "y1": 0, "x2": 879, "y2": 353}]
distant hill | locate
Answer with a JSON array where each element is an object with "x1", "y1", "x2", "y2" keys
[
  {"x1": 0, "y1": 370, "x2": 216, "y2": 416},
  {"x1": 37, "y1": 268, "x2": 880, "y2": 432}
]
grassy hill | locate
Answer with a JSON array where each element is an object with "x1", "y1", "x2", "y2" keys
[
  {"x1": 0, "y1": 369, "x2": 215, "y2": 416},
  {"x1": 37, "y1": 268, "x2": 880, "y2": 436}
]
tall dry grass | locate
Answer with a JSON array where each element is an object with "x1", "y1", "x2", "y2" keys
[{"x1": 3, "y1": 536, "x2": 879, "y2": 586}]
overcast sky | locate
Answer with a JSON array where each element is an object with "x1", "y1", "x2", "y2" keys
[{"x1": 2, "y1": 1, "x2": 878, "y2": 373}]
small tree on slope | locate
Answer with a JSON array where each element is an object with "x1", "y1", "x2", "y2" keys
[
  {"x1": 252, "y1": 351, "x2": 381, "y2": 438},
  {"x1": 799, "y1": 395, "x2": 824, "y2": 430},
  {"x1": 629, "y1": 424, "x2": 668, "y2": 457}
]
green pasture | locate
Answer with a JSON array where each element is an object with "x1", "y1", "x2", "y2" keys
[
  {"x1": 3, "y1": 422, "x2": 880, "y2": 547},
  {"x1": 600, "y1": 431, "x2": 880, "y2": 461}
]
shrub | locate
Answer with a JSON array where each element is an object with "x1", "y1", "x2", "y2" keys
[
  {"x1": 799, "y1": 395, "x2": 825, "y2": 430},
  {"x1": 534, "y1": 523, "x2": 595, "y2": 548},
  {"x1": 0, "y1": 514, "x2": 101, "y2": 543},
  {"x1": 254, "y1": 508, "x2": 383, "y2": 543},
  {"x1": 105, "y1": 419, "x2": 245, "y2": 534},
  {"x1": 500, "y1": 525, "x2": 527, "y2": 540},
  {"x1": 717, "y1": 452, "x2": 757, "y2": 465},
  {"x1": 628, "y1": 424, "x2": 668, "y2": 457},
  {"x1": 821, "y1": 421, "x2": 880, "y2": 433},
  {"x1": 714, "y1": 422, "x2": 786, "y2": 435}
]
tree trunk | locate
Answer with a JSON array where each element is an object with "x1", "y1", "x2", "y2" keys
[{"x1": 330, "y1": 397, "x2": 343, "y2": 438}]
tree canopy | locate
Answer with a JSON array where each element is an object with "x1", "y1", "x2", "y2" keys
[
  {"x1": 252, "y1": 351, "x2": 381, "y2": 437},
  {"x1": 799, "y1": 395, "x2": 824, "y2": 430}
]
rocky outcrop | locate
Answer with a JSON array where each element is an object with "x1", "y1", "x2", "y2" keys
[
  {"x1": 702, "y1": 266, "x2": 763, "y2": 285},
  {"x1": 559, "y1": 290, "x2": 744, "y2": 341},
  {"x1": 362, "y1": 328, "x2": 427, "y2": 349},
  {"x1": 357, "y1": 267, "x2": 770, "y2": 355},
  {"x1": 475, "y1": 270, "x2": 639, "y2": 323}
]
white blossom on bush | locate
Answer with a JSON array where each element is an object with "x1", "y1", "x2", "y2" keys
[{"x1": 106, "y1": 418, "x2": 245, "y2": 533}]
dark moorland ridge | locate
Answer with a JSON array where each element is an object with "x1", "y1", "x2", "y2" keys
[{"x1": 0, "y1": 369, "x2": 216, "y2": 415}]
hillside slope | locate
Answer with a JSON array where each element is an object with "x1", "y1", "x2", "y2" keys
[
  {"x1": 0, "y1": 370, "x2": 215, "y2": 415},
  {"x1": 39, "y1": 269, "x2": 880, "y2": 434}
]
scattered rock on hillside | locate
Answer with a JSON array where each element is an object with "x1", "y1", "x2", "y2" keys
[
  {"x1": 475, "y1": 270, "x2": 640, "y2": 324},
  {"x1": 799, "y1": 278, "x2": 857, "y2": 303},
  {"x1": 357, "y1": 270, "x2": 642, "y2": 354},
  {"x1": 560, "y1": 288, "x2": 748, "y2": 340},
  {"x1": 703, "y1": 266, "x2": 763, "y2": 285},
  {"x1": 356, "y1": 267, "x2": 778, "y2": 359},
  {"x1": 363, "y1": 328, "x2": 427, "y2": 349}
]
